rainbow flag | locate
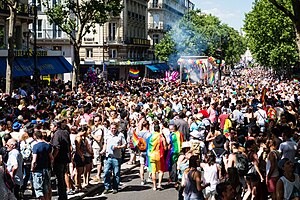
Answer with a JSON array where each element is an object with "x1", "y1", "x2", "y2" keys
[
  {"x1": 129, "y1": 68, "x2": 139, "y2": 78},
  {"x1": 166, "y1": 131, "x2": 183, "y2": 171},
  {"x1": 209, "y1": 71, "x2": 215, "y2": 84},
  {"x1": 132, "y1": 129, "x2": 139, "y2": 147},
  {"x1": 261, "y1": 87, "x2": 267, "y2": 104},
  {"x1": 146, "y1": 132, "x2": 166, "y2": 173}
]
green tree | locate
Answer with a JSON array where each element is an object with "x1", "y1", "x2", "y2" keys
[
  {"x1": 155, "y1": 10, "x2": 246, "y2": 68},
  {"x1": 155, "y1": 34, "x2": 177, "y2": 62},
  {"x1": 268, "y1": 0, "x2": 300, "y2": 61},
  {"x1": 44, "y1": 0, "x2": 123, "y2": 89},
  {"x1": 244, "y1": 0, "x2": 298, "y2": 75}
]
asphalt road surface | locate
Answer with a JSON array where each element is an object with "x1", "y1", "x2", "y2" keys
[{"x1": 83, "y1": 166, "x2": 178, "y2": 200}]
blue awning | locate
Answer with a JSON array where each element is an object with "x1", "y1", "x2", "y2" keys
[
  {"x1": 0, "y1": 56, "x2": 72, "y2": 77},
  {"x1": 145, "y1": 64, "x2": 159, "y2": 72},
  {"x1": 146, "y1": 63, "x2": 169, "y2": 72}
]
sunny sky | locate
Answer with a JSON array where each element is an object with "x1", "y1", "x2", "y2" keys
[{"x1": 193, "y1": 0, "x2": 254, "y2": 31}]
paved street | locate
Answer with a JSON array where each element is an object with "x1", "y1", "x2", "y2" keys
[
  {"x1": 83, "y1": 166, "x2": 178, "y2": 200},
  {"x1": 23, "y1": 153, "x2": 178, "y2": 200}
]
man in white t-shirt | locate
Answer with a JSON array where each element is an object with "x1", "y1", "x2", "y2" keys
[
  {"x1": 254, "y1": 103, "x2": 267, "y2": 132},
  {"x1": 279, "y1": 131, "x2": 298, "y2": 163}
]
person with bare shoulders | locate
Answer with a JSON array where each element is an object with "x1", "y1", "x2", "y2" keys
[
  {"x1": 276, "y1": 158, "x2": 300, "y2": 200},
  {"x1": 181, "y1": 155, "x2": 210, "y2": 200}
]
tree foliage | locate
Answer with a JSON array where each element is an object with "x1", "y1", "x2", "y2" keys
[
  {"x1": 267, "y1": 0, "x2": 300, "y2": 61},
  {"x1": 155, "y1": 10, "x2": 246, "y2": 67},
  {"x1": 244, "y1": 0, "x2": 298, "y2": 72},
  {"x1": 44, "y1": 0, "x2": 123, "y2": 88}
]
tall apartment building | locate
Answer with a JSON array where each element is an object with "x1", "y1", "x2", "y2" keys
[
  {"x1": 80, "y1": 0, "x2": 150, "y2": 80},
  {"x1": 148, "y1": 0, "x2": 194, "y2": 59},
  {"x1": 0, "y1": 1, "x2": 72, "y2": 85},
  {"x1": 26, "y1": 0, "x2": 194, "y2": 80}
]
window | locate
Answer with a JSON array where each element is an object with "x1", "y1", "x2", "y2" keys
[
  {"x1": 0, "y1": 25, "x2": 5, "y2": 49},
  {"x1": 153, "y1": 14, "x2": 159, "y2": 28},
  {"x1": 37, "y1": 20, "x2": 42, "y2": 31},
  {"x1": 153, "y1": 34, "x2": 159, "y2": 45},
  {"x1": 153, "y1": 0, "x2": 158, "y2": 7},
  {"x1": 37, "y1": 19, "x2": 42, "y2": 38},
  {"x1": 86, "y1": 48, "x2": 93, "y2": 58},
  {"x1": 57, "y1": 26, "x2": 62, "y2": 38},
  {"x1": 53, "y1": 46, "x2": 62, "y2": 51},
  {"x1": 110, "y1": 49, "x2": 117, "y2": 58},
  {"x1": 109, "y1": 23, "x2": 116, "y2": 41}
]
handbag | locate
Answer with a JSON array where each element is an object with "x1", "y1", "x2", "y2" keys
[{"x1": 3, "y1": 165, "x2": 15, "y2": 191}]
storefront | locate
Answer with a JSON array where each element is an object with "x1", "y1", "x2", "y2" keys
[{"x1": 0, "y1": 50, "x2": 72, "y2": 77}]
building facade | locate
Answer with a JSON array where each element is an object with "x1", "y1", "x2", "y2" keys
[
  {"x1": 0, "y1": 1, "x2": 72, "y2": 85},
  {"x1": 147, "y1": 0, "x2": 194, "y2": 59},
  {"x1": 0, "y1": 1, "x2": 33, "y2": 54},
  {"x1": 80, "y1": 0, "x2": 150, "y2": 80},
  {"x1": 24, "y1": 0, "x2": 194, "y2": 81}
]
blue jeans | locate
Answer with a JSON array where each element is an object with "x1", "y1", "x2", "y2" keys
[
  {"x1": 21, "y1": 164, "x2": 32, "y2": 192},
  {"x1": 103, "y1": 157, "x2": 121, "y2": 190}
]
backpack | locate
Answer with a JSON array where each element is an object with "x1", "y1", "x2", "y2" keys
[
  {"x1": 235, "y1": 152, "x2": 248, "y2": 176},
  {"x1": 20, "y1": 139, "x2": 34, "y2": 163},
  {"x1": 212, "y1": 149, "x2": 225, "y2": 166}
]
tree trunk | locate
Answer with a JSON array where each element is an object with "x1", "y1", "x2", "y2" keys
[
  {"x1": 71, "y1": 45, "x2": 80, "y2": 90},
  {"x1": 295, "y1": 22, "x2": 300, "y2": 61},
  {"x1": 6, "y1": 2, "x2": 17, "y2": 95}
]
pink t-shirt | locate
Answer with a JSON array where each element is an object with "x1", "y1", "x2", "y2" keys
[{"x1": 207, "y1": 107, "x2": 217, "y2": 123}]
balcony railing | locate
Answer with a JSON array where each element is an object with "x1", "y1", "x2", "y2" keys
[
  {"x1": 33, "y1": 29, "x2": 67, "y2": 40},
  {"x1": 148, "y1": 23, "x2": 172, "y2": 31},
  {"x1": 125, "y1": 37, "x2": 150, "y2": 46},
  {"x1": 106, "y1": 37, "x2": 123, "y2": 44},
  {"x1": 148, "y1": 3, "x2": 163, "y2": 9}
]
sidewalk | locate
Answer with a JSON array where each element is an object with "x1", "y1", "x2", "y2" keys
[{"x1": 67, "y1": 162, "x2": 139, "y2": 200}]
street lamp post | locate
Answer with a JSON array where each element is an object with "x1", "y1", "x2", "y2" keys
[
  {"x1": 23, "y1": 31, "x2": 32, "y2": 54},
  {"x1": 32, "y1": 0, "x2": 39, "y2": 89}
]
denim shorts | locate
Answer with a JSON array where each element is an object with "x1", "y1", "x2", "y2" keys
[{"x1": 33, "y1": 169, "x2": 51, "y2": 198}]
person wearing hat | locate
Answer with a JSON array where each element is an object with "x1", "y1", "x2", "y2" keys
[
  {"x1": 10, "y1": 122, "x2": 23, "y2": 142},
  {"x1": 276, "y1": 158, "x2": 300, "y2": 200},
  {"x1": 211, "y1": 135, "x2": 228, "y2": 177}
]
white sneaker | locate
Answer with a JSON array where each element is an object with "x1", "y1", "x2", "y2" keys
[
  {"x1": 141, "y1": 181, "x2": 145, "y2": 185},
  {"x1": 147, "y1": 177, "x2": 152, "y2": 183}
]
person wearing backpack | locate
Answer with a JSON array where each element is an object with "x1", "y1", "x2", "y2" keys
[
  {"x1": 19, "y1": 129, "x2": 35, "y2": 195},
  {"x1": 137, "y1": 120, "x2": 151, "y2": 185},
  {"x1": 211, "y1": 135, "x2": 228, "y2": 178},
  {"x1": 226, "y1": 142, "x2": 246, "y2": 200}
]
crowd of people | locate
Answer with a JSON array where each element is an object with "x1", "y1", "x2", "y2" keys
[{"x1": 0, "y1": 67, "x2": 298, "y2": 200}]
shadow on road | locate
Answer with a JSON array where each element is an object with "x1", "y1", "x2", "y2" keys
[
  {"x1": 121, "y1": 185, "x2": 152, "y2": 192},
  {"x1": 121, "y1": 174, "x2": 140, "y2": 182}
]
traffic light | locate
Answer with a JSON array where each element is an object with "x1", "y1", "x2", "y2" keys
[{"x1": 214, "y1": 49, "x2": 222, "y2": 65}]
